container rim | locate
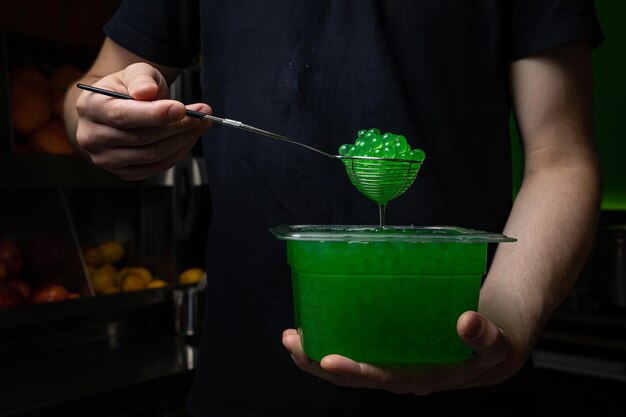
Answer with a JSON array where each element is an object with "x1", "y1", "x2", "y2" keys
[{"x1": 270, "y1": 225, "x2": 517, "y2": 243}]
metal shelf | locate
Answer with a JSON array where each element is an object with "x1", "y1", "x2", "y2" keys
[{"x1": 0, "y1": 153, "x2": 209, "y2": 188}]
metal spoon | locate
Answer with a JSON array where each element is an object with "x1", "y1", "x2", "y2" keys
[
  {"x1": 76, "y1": 83, "x2": 339, "y2": 160},
  {"x1": 76, "y1": 83, "x2": 423, "y2": 220}
]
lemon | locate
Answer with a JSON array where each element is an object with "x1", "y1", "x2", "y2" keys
[
  {"x1": 121, "y1": 274, "x2": 146, "y2": 291},
  {"x1": 179, "y1": 267, "x2": 205, "y2": 285},
  {"x1": 147, "y1": 279, "x2": 167, "y2": 289},
  {"x1": 83, "y1": 246, "x2": 104, "y2": 267},
  {"x1": 91, "y1": 267, "x2": 116, "y2": 293},
  {"x1": 115, "y1": 267, "x2": 128, "y2": 286},
  {"x1": 86, "y1": 265, "x2": 95, "y2": 277},
  {"x1": 101, "y1": 286, "x2": 121, "y2": 295},
  {"x1": 99, "y1": 263, "x2": 116, "y2": 274},
  {"x1": 126, "y1": 267, "x2": 152, "y2": 285},
  {"x1": 98, "y1": 240, "x2": 125, "y2": 264}
]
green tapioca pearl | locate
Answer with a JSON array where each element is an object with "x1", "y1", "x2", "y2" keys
[
  {"x1": 357, "y1": 129, "x2": 368, "y2": 139},
  {"x1": 394, "y1": 135, "x2": 408, "y2": 145},
  {"x1": 381, "y1": 132, "x2": 395, "y2": 142},
  {"x1": 347, "y1": 145, "x2": 357, "y2": 156},
  {"x1": 411, "y1": 149, "x2": 426, "y2": 162},
  {"x1": 367, "y1": 128, "x2": 381, "y2": 137},
  {"x1": 372, "y1": 148, "x2": 383, "y2": 158},
  {"x1": 370, "y1": 135, "x2": 382, "y2": 150},
  {"x1": 382, "y1": 146, "x2": 396, "y2": 159},
  {"x1": 393, "y1": 141, "x2": 409, "y2": 155},
  {"x1": 338, "y1": 144, "x2": 351, "y2": 156},
  {"x1": 356, "y1": 137, "x2": 373, "y2": 154}
]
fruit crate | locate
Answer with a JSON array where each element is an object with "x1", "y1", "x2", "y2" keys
[
  {"x1": 0, "y1": 158, "x2": 210, "y2": 308},
  {"x1": 0, "y1": 188, "x2": 90, "y2": 305},
  {"x1": 0, "y1": 27, "x2": 210, "y2": 313}
]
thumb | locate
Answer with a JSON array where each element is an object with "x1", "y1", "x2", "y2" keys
[
  {"x1": 122, "y1": 63, "x2": 170, "y2": 101},
  {"x1": 457, "y1": 311, "x2": 509, "y2": 363}
]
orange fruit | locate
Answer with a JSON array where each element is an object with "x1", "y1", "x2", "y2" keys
[
  {"x1": 27, "y1": 120, "x2": 76, "y2": 155},
  {"x1": 50, "y1": 64, "x2": 83, "y2": 92},
  {"x1": 10, "y1": 65, "x2": 49, "y2": 88},
  {"x1": 52, "y1": 90, "x2": 65, "y2": 119},
  {"x1": 10, "y1": 65, "x2": 52, "y2": 135}
]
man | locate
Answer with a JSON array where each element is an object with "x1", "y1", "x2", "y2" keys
[{"x1": 64, "y1": 1, "x2": 603, "y2": 415}]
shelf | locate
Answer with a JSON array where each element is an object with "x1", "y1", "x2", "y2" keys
[
  {"x1": 0, "y1": 287, "x2": 171, "y2": 330},
  {"x1": 0, "y1": 153, "x2": 208, "y2": 188}
]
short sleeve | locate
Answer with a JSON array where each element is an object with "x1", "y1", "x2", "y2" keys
[
  {"x1": 506, "y1": 0, "x2": 604, "y2": 61},
  {"x1": 103, "y1": 0, "x2": 200, "y2": 67}
]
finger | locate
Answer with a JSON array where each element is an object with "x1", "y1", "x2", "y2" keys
[
  {"x1": 282, "y1": 329, "x2": 343, "y2": 383},
  {"x1": 121, "y1": 62, "x2": 170, "y2": 101},
  {"x1": 84, "y1": 94, "x2": 188, "y2": 130},
  {"x1": 282, "y1": 329, "x2": 317, "y2": 370},
  {"x1": 77, "y1": 103, "x2": 211, "y2": 150},
  {"x1": 90, "y1": 125, "x2": 204, "y2": 173},
  {"x1": 319, "y1": 355, "x2": 409, "y2": 392},
  {"x1": 111, "y1": 134, "x2": 199, "y2": 181},
  {"x1": 457, "y1": 311, "x2": 509, "y2": 364},
  {"x1": 281, "y1": 330, "x2": 411, "y2": 394}
]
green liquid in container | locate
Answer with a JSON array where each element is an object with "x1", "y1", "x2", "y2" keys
[{"x1": 271, "y1": 225, "x2": 516, "y2": 364}]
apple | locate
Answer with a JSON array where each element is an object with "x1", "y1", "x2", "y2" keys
[
  {"x1": 0, "y1": 280, "x2": 25, "y2": 307},
  {"x1": 29, "y1": 284, "x2": 70, "y2": 303},
  {"x1": 24, "y1": 238, "x2": 66, "y2": 274},
  {"x1": 0, "y1": 239, "x2": 24, "y2": 277}
]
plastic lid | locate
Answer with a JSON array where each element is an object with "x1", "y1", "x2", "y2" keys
[{"x1": 270, "y1": 225, "x2": 516, "y2": 243}]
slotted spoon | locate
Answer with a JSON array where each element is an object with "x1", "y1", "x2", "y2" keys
[{"x1": 77, "y1": 84, "x2": 423, "y2": 219}]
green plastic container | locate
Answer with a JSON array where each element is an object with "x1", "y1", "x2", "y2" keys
[{"x1": 271, "y1": 225, "x2": 516, "y2": 364}]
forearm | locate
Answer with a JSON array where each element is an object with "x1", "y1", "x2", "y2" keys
[{"x1": 480, "y1": 151, "x2": 600, "y2": 354}]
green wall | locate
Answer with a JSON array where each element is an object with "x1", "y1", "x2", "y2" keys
[
  {"x1": 511, "y1": 0, "x2": 626, "y2": 210},
  {"x1": 592, "y1": 0, "x2": 626, "y2": 210}
]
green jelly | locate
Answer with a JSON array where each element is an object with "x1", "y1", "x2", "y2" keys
[
  {"x1": 339, "y1": 128, "x2": 425, "y2": 206},
  {"x1": 271, "y1": 225, "x2": 516, "y2": 364}
]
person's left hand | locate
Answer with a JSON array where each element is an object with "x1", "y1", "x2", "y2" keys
[{"x1": 282, "y1": 311, "x2": 525, "y2": 395}]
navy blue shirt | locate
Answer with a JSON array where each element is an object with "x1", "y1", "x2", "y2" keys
[{"x1": 104, "y1": 2, "x2": 603, "y2": 416}]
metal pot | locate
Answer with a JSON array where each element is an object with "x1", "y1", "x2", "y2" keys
[{"x1": 594, "y1": 224, "x2": 626, "y2": 308}]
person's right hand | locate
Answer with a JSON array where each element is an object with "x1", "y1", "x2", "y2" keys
[{"x1": 74, "y1": 63, "x2": 212, "y2": 181}]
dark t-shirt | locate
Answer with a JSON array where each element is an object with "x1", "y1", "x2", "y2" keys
[{"x1": 104, "y1": 1, "x2": 603, "y2": 416}]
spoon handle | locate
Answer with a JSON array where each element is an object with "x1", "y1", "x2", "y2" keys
[{"x1": 76, "y1": 83, "x2": 337, "y2": 160}]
